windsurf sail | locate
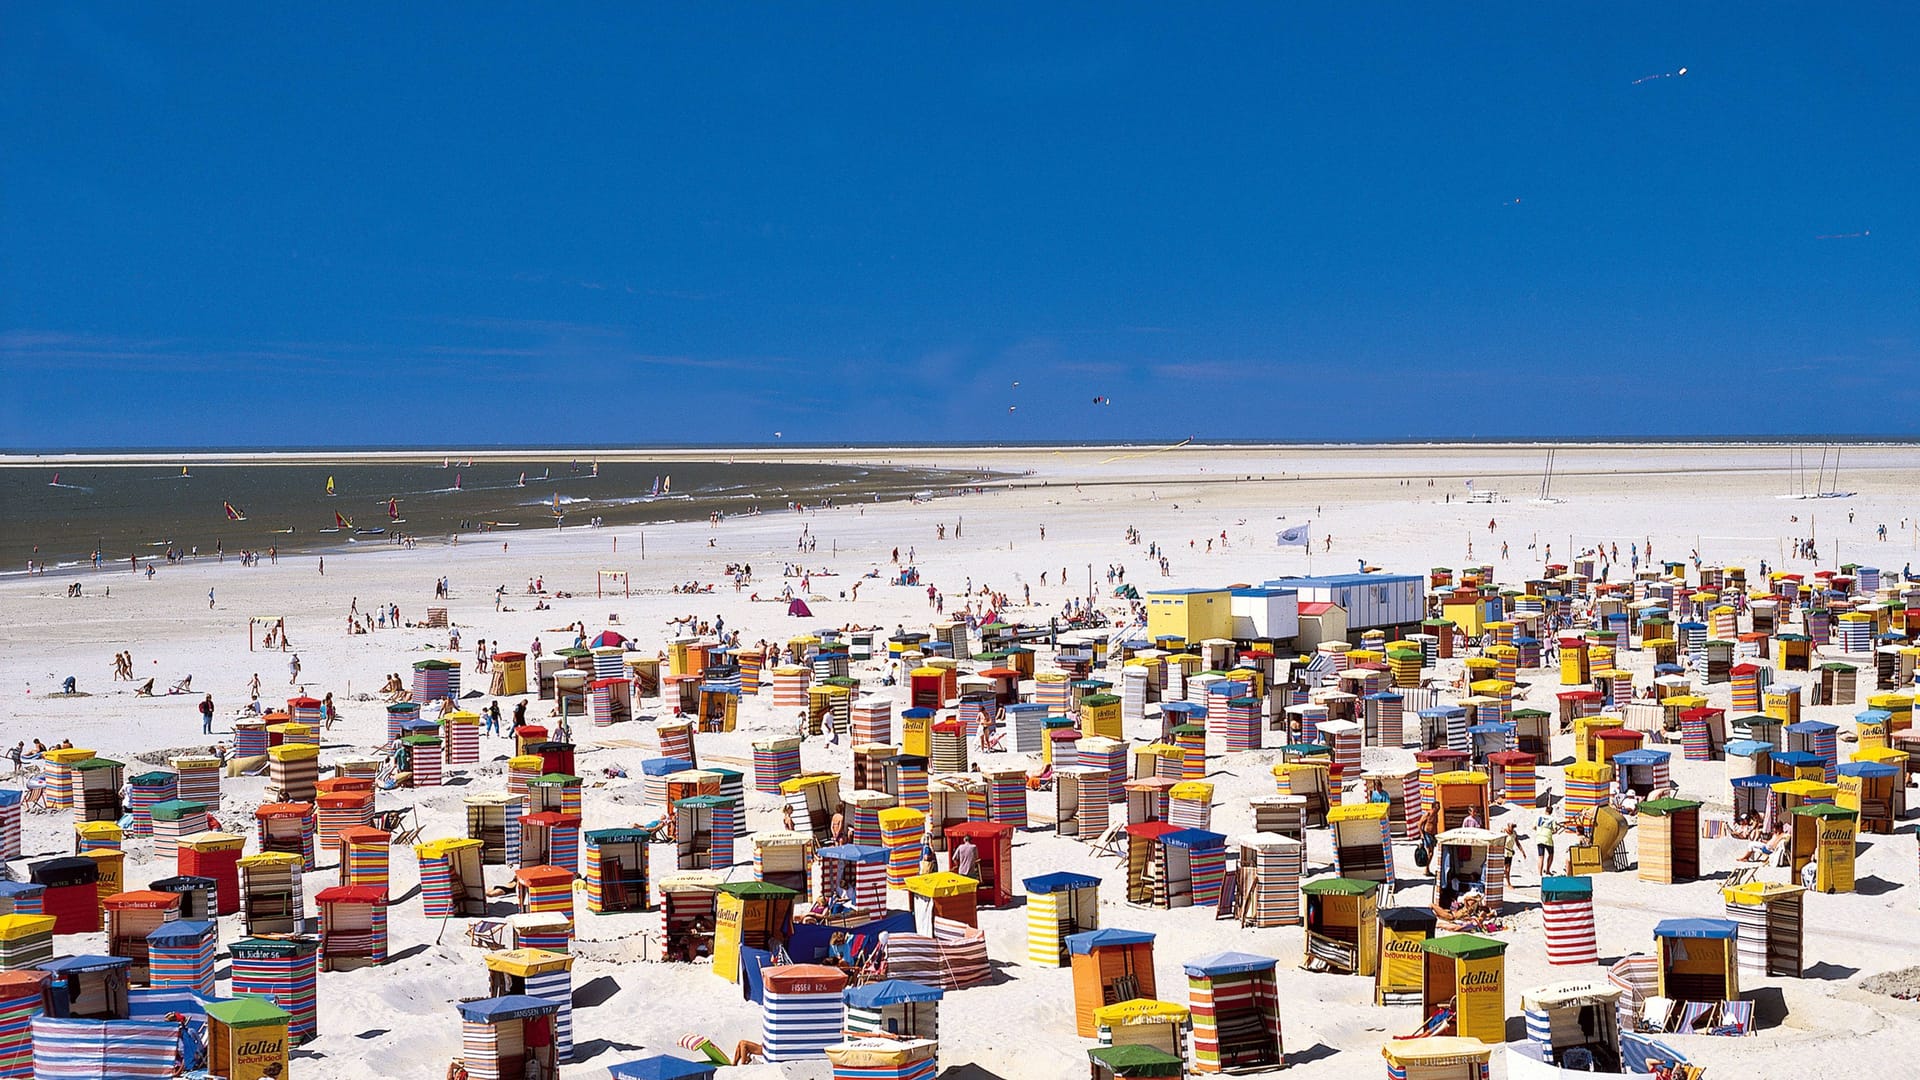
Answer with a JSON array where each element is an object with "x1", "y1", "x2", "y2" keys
[
  {"x1": 518, "y1": 472, "x2": 526, "y2": 487},
  {"x1": 591, "y1": 460, "x2": 599, "y2": 477},
  {"x1": 453, "y1": 473, "x2": 462, "y2": 491},
  {"x1": 224, "y1": 501, "x2": 247, "y2": 521},
  {"x1": 326, "y1": 475, "x2": 336, "y2": 496},
  {"x1": 388, "y1": 497, "x2": 400, "y2": 519},
  {"x1": 552, "y1": 493, "x2": 564, "y2": 517},
  {"x1": 335, "y1": 511, "x2": 353, "y2": 529}
]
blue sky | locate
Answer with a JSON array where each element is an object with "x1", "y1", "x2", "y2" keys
[{"x1": 3, "y1": 5, "x2": 1916, "y2": 447}]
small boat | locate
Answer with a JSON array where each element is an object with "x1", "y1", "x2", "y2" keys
[
  {"x1": 272, "y1": 527, "x2": 296, "y2": 534},
  {"x1": 488, "y1": 521, "x2": 520, "y2": 528},
  {"x1": 354, "y1": 527, "x2": 386, "y2": 536},
  {"x1": 326, "y1": 475, "x2": 336, "y2": 497},
  {"x1": 224, "y1": 501, "x2": 247, "y2": 522}
]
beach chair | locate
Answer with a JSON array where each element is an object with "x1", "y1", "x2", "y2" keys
[
  {"x1": 464, "y1": 920, "x2": 507, "y2": 950},
  {"x1": 1720, "y1": 863, "x2": 1760, "y2": 891},
  {"x1": 1396, "y1": 1005, "x2": 1454, "y2": 1040},
  {"x1": 1088, "y1": 821, "x2": 1126, "y2": 861},
  {"x1": 383, "y1": 808, "x2": 424, "y2": 846}
]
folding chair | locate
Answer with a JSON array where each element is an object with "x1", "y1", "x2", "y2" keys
[{"x1": 1088, "y1": 821, "x2": 1126, "y2": 860}]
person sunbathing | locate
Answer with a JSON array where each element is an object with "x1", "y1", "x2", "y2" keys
[
  {"x1": 1431, "y1": 890, "x2": 1497, "y2": 931},
  {"x1": 134, "y1": 678, "x2": 155, "y2": 697},
  {"x1": 1728, "y1": 814, "x2": 1763, "y2": 841},
  {"x1": 168, "y1": 675, "x2": 193, "y2": 694},
  {"x1": 1736, "y1": 826, "x2": 1789, "y2": 864}
]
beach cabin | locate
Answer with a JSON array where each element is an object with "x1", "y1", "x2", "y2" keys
[
  {"x1": 515, "y1": 866, "x2": 574, "y2": 918},
  {"x1": 1433, "y1": 829, "x2": 1507, "y2": 908},
  {"x1": 1653, "y1": 918, "x2": 1739, "y2": 1004},
  {"x1": 1095, "y1": 999, "x2": 1189, "y2": 1059},
  {"x1": 177, "y1": 831, "x2": 244, "y2": 916},
  {"x1": 465, "y1": 793, "x2": 523, "y2": 866},
  {"x1": 1611, "y1": 749, "x2": 1671, "y2": 798},
  {"x1": 1541, "y1": 877, "x2": 1599, "y2": 966},
  {"x1": 1379, "y1": 1037, "x2": 1494, "y2": 1080},
  {"x1": 1057, "y1": 769, "x2": 1110, "y2": 841},
  {"x1": 39, "y1": 955, "x2": 130, "y2": 1020},
  {"x1": 712, "y1": 882, "x2": 796, "y2": 985},
  {"x1": 760, "y1": 964, "x2": 848, "y2": 1062},
  {"x1": 656, "y1": 871, "x2": 721, "y2": 964},
  {"x1": 102, "y1": 891, "x2": 179, "y2": 982},
  {"x1": 415, "y1": 838, "x2": 487, "y2": 919},
  {"x1": 816, "y1": 844, "x2": 888, "y2": 915},
  {"x1": 781, "y1": 774, "x2": 843, "y2": 845},
  {"x1": 30, "y1": 857, "x2": 101, "y2": 935},
  {"x1": 1069, "y1": 929, "x2": 1157, "y2": 1037},
  {"x1": 1270, "y1": 762, "x2": 1331, "y2": 827},
  {"x1": 1723, "y1": 881, "x2": 1804, "y2": 979},
  {"x1": 0, "y1": 969, "x2": 55, "y2": 1069},
  {"x1": 338, "y1": 826, "x2": 391, "y2": 891},
  {"x1": 903, "y1": 872, "x2": 977, "y2": 932},
  {"x1": 1791, "y1": 804, "x2": 1857, "y2": 893},
  {"x1": 674, "y1": 796, "x2": 736, "y2": 872},
  {"x1": 1302, "y1": 878, "x2": 1380, "y2": 977},
  {"x1": 69, "y1": 757, "x2": 123, "y2": 824},
  {"x1": 457, "y1": 994, "x2": 564, "y2": 1080},
  {"x1": 1636, "y1": 799, "x2": 1701, "y2": 883},
  {"x1": 943, "y1": 821, "x2": 1014, "y2": 907},
  {"x1": 0, "y1": 915, "x2": 56, "y2": 972},
  {"x1": 1025, "y1": 872, "x2": 1100, "y2": 966},
  {"x1": 521, "y1": 811, "x2": 582, "y2": 875},
  {"x1": 254, "y1": 803, "x2": 316, "y2": 870},
  {"x1": 203, "y1": 996, "x2": 293, "y2": 1080},
  {"x1": 1378, "y1": 907, "x2": 1439, "y2": 1005},
  {"x1": 486, "y1": 948, "x2": 574, "y2": 1063},
  {"x1": 1329, "y1": 802, "x2": 1395, "y2": 886},
  {"x1": 235, "y1": 852, "x2": 304, "y2": 936},
  {"x1": 315, "y1": 885, "x2": 387, "y2": 971},
  {"x1": 585, "y1": 828, "x2": 651, "y2": 914},
  {"x1": 1421, "y1": 934, "x2": 1507, "y2": 1044},
  {"x1": 1183, "y1": 950, "x2": 1282, "y2": 1073},
  {"x1": 1161, "y1": 829, "x2": 1228, "y2": 911},
  {"x1": 1520, "y1": 979, "x2": 1624, "y2": 1071},
  {"x1": 1837, "y1": 760, "x2": 1902, "y2": 833},
  {"x1": 1432, "y1": 772, "x2": 1491, "y2": 832},
  {"x1": 844, "y1": 977, "x2": 942, "y2": 1040}
]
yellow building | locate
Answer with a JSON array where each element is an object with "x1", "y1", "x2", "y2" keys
[{"x1": 1146, "y1": 588, "x2": 1234, "y2": 644}]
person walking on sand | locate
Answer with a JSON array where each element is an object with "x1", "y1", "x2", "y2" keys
[
  {"x1": 288, "y1": 653, "x2": 301, "y2": 685},
  {"x1": 199, "y1": 693, "x2": 215, "y2": 734},
  {"x1": 208, "y1": 588, "x2": 215, "y2": 609},
  {"x1": 318, "y1": 557, "x2": 324, "y2": 576},
  {"x1": 249, "y1": 673, "x2": 260, "y2": 700}
]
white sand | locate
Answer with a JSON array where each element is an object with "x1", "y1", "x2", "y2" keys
[{"x1": 4, "y1": 443, "x2": 1920, "y2": 1078}]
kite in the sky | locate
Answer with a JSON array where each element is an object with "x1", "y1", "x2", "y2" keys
[
  {"x1": 1816, "y1": 231, "x2": 1870, "y2": 240},
  {"x1": 1632, "y1": 66, "x2": 1688, "y2": 85},
  {"x1": 1092, "y1": 396, "x2": 1111, "y2": 405}
]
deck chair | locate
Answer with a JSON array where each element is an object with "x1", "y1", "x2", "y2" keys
[
  {"x1": 1720, "y1": 863, "x2": 1760, "y2": 890},
  {"x1": 386, "y1": 808, "x2": 425, "y2": 846},
  {"x1": 1087, "y1": 821, "x2": 1126, "y2": 860},
  {"x1": 465, "y1": 920, "x2": 506, "y2": 950},
  {"x1": 1395, "y1": 1005, "x2": 1454, "y2": 1040}
]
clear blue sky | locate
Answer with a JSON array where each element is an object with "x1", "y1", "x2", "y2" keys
[{"x1": 4, "y1": 5, "x2": 1915, "y2": 447}]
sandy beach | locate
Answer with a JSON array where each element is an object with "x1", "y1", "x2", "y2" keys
[{"x1": 4, "y1": 442, "x2": 1919, "y2": 1079}]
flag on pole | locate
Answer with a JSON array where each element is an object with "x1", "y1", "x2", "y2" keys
[{"x1": 1276, "y1": 525, "x2": 1310, "y2": 548}]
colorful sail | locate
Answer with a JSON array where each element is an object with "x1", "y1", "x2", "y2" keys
[
  {"x1": 335, "y1": 511, "x2": 353, "y2": 529},
  {"x1": 388, "y1": 497, "x2": 400, "y2": 519},
  {"x1": 224, "y1": 501, "x2": 246, "y2": 521},
  {"x1": 453, "y1": 473, "x2": 462, "y2": 490},
  {"x1": 552, "y1": 493, "x2": 563, "y2": 517},
  {"x1": 326, "y1": 475, "x2": 336, "y2": 496}
]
